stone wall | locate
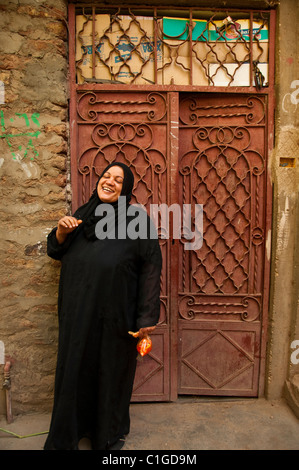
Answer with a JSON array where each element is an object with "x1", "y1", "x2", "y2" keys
[
  {"x1": 266, "y1": 0, "x2": 299, "y2": 411},
  {"x1": 266, "y1": 0, "x2": 299, "y2": 391},
  {"x1": 0, "y1": 0, "x2": 69, "y2": 414}
]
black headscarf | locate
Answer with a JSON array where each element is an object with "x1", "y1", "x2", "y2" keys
[{"x1": 78, "y1": 162, "x2": 135, "y2": 241}]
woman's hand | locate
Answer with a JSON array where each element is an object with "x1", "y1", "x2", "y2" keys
[
  {"x1": 138, "y1": 326, "x2": 156, "y2": 339},
  {"x1": 56, "y1": 216, "x2": 82, "y2": 244},
  {"x1": 129, "y1": 326, "x2": 156, "y2": 339}
]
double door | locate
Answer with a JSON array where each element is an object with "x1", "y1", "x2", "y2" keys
[{"x1": 73, "y1": 89, "x2": 270, "y2": 400}]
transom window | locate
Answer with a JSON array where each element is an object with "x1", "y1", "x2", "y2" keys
[{"x1": 73, "y1": 5, "x2": 271, "y2": 89}]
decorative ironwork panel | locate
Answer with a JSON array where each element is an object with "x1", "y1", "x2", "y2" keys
[
  {"x1": 178, "y1": 93, "x2": 267, "y2": 396},
  {"x1": 76, "y1": 91, "x2": 167, "y2": 205},
  {"x1": 75, "y1": 89, "x2": 170, "y2": 400},
  {"x1": 179, "y1": 94, "x2": 265, "y2": 298}
]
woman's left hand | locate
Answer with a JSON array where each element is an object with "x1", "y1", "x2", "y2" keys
[
  {"x1": 138, "y1": 326, "x2": 156, "y2": 339},
  {"x1": 129, "y1": 326, "x2": 156, "y2": 339}
]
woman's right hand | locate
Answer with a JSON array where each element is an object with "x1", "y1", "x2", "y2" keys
[{"x1": 56, "y1": 216, "x2": 82, "y2": 244}]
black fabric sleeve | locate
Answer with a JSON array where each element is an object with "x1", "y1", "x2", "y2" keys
[
  {"x1": 47, "y1": 227, "x2": 74, "y2": 261},
  {"x1": 136, "y1": 234, "x2": 162, "y2": 330},
  {"x1": 46, "y1": 207, "x2": 84, "y2": 261}
]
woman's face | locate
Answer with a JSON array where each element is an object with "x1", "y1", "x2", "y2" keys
[{"x1": 97, "y1": 166, "x2": 124, "y2": 203}]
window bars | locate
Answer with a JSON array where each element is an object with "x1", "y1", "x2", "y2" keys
[{"x1": 74, "y1": 6, "x2": 270, "y2": 88}]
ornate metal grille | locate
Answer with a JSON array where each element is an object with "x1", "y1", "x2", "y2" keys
[
  {"x1": 74, "y1": 6, "x2": 270, "y2": 88},
  {"x1": 178, "y1": 94, "x2": 266, "y2": 314},
  {"x1": 75, "y1": 89, "x2": 169, "y2": 323},
  {"x1": 76, "y1": 90, "x2": 167, "y2": 207}
]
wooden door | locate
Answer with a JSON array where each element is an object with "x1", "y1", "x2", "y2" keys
[{"x1": 72, "y1": 89, "x2": 270, "y2": 400}]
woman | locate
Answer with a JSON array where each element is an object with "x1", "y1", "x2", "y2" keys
[{"x1": 44, "y1": 162, "x2": 162, "y2": 450}]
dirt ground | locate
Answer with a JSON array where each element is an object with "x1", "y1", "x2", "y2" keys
[{"x1": 0, "y1": 397, "x2": 298, "y2": 451}]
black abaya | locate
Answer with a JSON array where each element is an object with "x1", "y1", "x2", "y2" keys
[{"x1": 44, "y1": 167, "x2": 162, "y2": 450}]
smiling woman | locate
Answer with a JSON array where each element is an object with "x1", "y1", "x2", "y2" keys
[
  {"x1": 44, "y1": 162, "x2": 162, "y2": 450},
  {"x1": 97, "y1": 166, "x2": 124, "y2": 203}
]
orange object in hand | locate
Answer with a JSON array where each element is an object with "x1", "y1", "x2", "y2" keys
[{"x1": 136, "y1": 336, "x2": 152, "y2": 357}]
